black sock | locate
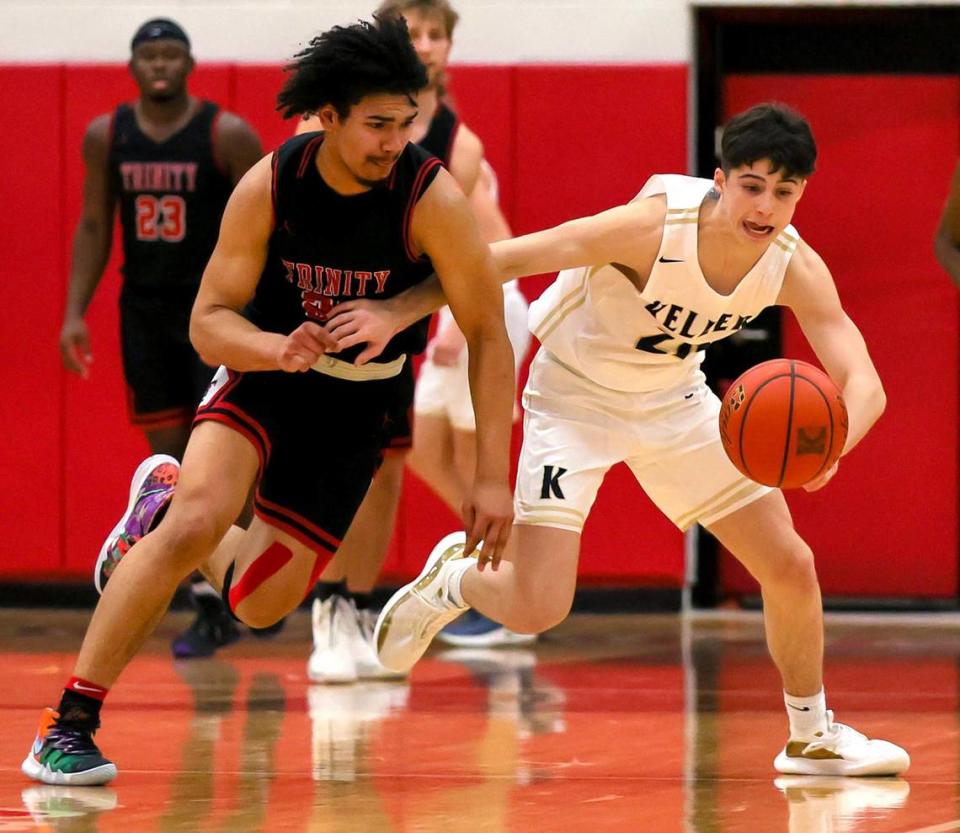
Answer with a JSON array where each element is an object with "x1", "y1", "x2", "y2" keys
[
  {"x1": 315, "y1": 580, "x2": 348, "y2": 602},
  {"x1": 351, "y1": 591, "x2": 373, "y2": 611},
  {"x1": 57, "y1": 690, "x2": 102, "y2": 731}
]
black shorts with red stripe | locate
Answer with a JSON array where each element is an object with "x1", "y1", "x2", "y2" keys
[
  {"x1": 194, "y1": 366, "x2": 404, "y2": 556},
  {"x1": 120, "y1": 290, "x2": 214, "y2": 429}
]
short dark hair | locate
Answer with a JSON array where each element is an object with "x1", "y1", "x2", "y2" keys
[
  {"x1": 721, "y1": 103, "x2": 817, "y2": 180},
  {"x1": 376, "y1": 0, "x2": 460, "y2": 39},
  {"x1": 277, "y1": 15, "x2": 428, "y2": 120}
]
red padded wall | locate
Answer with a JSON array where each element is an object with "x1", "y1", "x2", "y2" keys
[
  {"x1": 0, "y1": 67, "x2": 64, "y2": 575},
  {"x1": 1, "y1": 61, "x2": 689, "y2": 587},
  {"x1": 721, "y1": 75, "x2": 959, "y2": 598}
]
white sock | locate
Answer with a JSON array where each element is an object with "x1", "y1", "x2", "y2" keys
[
  {"x1": 784, "y1": 688, "x2": 828, "y2": 740},
  {"x1": 444, "y1": 558, "x2": 474, "y2": 609}
]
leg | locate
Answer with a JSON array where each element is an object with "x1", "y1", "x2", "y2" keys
[
  {"x1": 705, "y1": 491, "x2": 823, "y2": 696},
  {"x1": 407, "y1": 413, "x2": 466, "y2": 514},
  {"x1": 74, "y1": 421, "x2": 259, "y2": 686}
]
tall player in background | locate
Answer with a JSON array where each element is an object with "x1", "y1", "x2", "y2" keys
[
  {"x1": 297, "y1": 0, "x2": 532, "y2": 685},
  {"x1": 335, "y1": 103, "x2": 910, "y2": 776},
  {"x1": 59, "y1": 18, "x2": 265, "y2": 659}
]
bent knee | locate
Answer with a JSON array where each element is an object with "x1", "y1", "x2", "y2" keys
[
  {"x1": 234, "y1": 603, "x2": 287, "y2": 630},
  {"x1": 155, "y1": 504, "x2": 228, "y2": 564},
  {"x1": 763, "y1": 540, "x2": 818, "y2": 590},
  {"x1": 505, "y1": 597, "x2": 570, "y2": 635}
]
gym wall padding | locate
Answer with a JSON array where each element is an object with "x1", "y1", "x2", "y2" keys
[
  {"x1": 720, "y1": 74, "x2": 959, "y2": 598},
  {"x1": 0, "y1": 62, "x2": 688, "y2": 586}
]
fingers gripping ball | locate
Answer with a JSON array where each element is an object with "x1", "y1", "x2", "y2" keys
[{"x1": 719, "y1": 359, "x2": 849, "y2": 489}]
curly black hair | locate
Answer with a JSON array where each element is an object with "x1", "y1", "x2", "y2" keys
[
  {"x1": 721, "y1": 103, "x2": 817, "y2": 179},
  {"x1": 277, "y1": 15, "x2": 428, "y2": 119}
]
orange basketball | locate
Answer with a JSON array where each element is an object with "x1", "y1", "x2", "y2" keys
[{"x1": 719, "y1": 359, "x2": 848, "y2": 489}]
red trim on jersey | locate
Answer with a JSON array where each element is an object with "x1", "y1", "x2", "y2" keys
[
  {"x1": 253, "y1": 502, "x2": 340, "y2": 557},
  {"x1": 193, "y1": 407, "x2": 269, "y2": 476},
  {"x1": 203, "y1": 368, "x2": 243, "y2": 411},
  {"x1": 270, "y1": 149, "x2": 281, "y2": 231},
  {"x1": 403, "y1": 156, "x2": 443, "y2": 262},
  {"x1": 210, "y1": 106, "x2": 228, "y2": 177},
  {"x1": 255, "y1": 493, "x2": 342, "y2": 551},
  {"x1": 297, "y1": 135, "x2": 325, "y2": 179}
]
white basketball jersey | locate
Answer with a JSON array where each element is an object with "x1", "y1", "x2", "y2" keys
[{"x1": 527, "y1": 174, "x2": 800, "y2": 393}]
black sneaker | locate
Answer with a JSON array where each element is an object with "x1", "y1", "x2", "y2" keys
[
  {"x1": 171, "y1": 593, "x2": 241, "y2": 659},
  {"x1": 22, "y1": 709, "x2": 117, "y2": 786}
]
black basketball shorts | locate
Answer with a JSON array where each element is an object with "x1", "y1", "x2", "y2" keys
[
  {"x1": 194, "y1": 366, "x2": 405, "y2": 556},
  {"x1": 120, "y1": 293, "x2": 214, "y2": 430}
]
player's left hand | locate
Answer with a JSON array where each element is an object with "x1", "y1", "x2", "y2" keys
[
  {"x1": 803, "y1": 461, "x2": 838, "y2": 492},
  {"x1": 326, "y1": 299, "x2": 401, "y2": 365},
  {"x1": 462, "y1": 480, "x2": 513, "y2": 571}
]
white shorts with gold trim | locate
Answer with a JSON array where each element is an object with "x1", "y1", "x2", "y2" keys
[
  {"x1": 414, "y1": 286, "x2": 531, "y2": 431},
  {"x1": 515, "y1": 348, "x2": 771, "y2": 533}
]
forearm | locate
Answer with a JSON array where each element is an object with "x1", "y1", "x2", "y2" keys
[
  {"x1": 839, "y1": 372, "x2": 886, "y2": 454},
  {"x1": 190, "y1": 307, "x2": 286, "y2": 371},
  {"x1": 465, "y1": 327, "x2": 515, "y2": 483},
  {"x1": 64, "y1": 221, "x2": 112, "y2": 318}
]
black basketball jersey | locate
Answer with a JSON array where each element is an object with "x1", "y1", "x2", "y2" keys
[
  {"x1": 416, "y1": 101, "x2": 460, "y2": 167},
  {"x1": 248, "y1": 133, "x2": 442, "y2": 363},
  {"x1": 108, "y1": 100, "x2": 233, "y2": 295}
]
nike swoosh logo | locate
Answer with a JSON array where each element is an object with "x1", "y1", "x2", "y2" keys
[
  {"x1": 71, "y1": 682, "x2": 103, "y2": 694},
  {"x1": 658, "y1": 256, "x2": 684, "y2": 263},
  {"x1": 787, "y1": 704, "x2": 811, "y2": 711}
]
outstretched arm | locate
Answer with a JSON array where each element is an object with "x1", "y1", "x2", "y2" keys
[{"x1": 778, "y1": 241, "x2": 886, "y2": 490}]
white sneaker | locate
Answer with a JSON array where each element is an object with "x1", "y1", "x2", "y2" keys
[
  {"x1": 374, "y1": 531, "x2": 476, "y2": 674},
  {"x1": 773, "y1": 711, "x2": 910, "y2": 776},
  {"x1": 355, "y1": 609, "x2": 407, "y2": 680},
  {"x1": 307, "y1": 596, "x2": 359, "y2": 684},
  {"x1": 774, "y1": 775, "x2": 910, "y2": 832}
]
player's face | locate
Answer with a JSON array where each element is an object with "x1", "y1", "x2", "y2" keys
[
  {"x1": 323, "y1": 94, "x2": 418, "y2": 188},
  {"x1": 403, "y1": 9, "x2": 452, "y2": 89},
  {"x1": 714, "y1": 161, "x2": 806, "y2": 244},
  {"x1": 129, "y1": 40, "x2": 193, "y2": 102}
]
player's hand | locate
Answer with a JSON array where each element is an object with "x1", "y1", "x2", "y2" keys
[
  {"x1": 803, "y1": 461, "x2": 838, "y2": 492},
  {"x1": 462, "y1": 480, "x2": 514, "y2": 571},
  {"x1": 277, "y1": 322, "x2": 339, "y2": 372},
  {"x1": 326, "y1": 299, "x2": 401, "y2": 366},
  {"x1": 428, "y1": 321, "x2": 466, "y2": 367},
  {"x1": 60, "y1": 317, "x2": 93, "y2": 378}
]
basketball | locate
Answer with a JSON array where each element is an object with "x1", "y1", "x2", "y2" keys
[{"x1": 719, "y1": 359, "x2": 849, "y2": 489}]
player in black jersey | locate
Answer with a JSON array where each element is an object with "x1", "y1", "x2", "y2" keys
[
  {"x1": 295, "y1": 0, "x2": 531, "y2": 684},
  {"x1": 58, "y1": 18, "x2": 265, "y2": 661},
  {"x1": 22, "y1": 15, "x2": 514, "y2": 787}
]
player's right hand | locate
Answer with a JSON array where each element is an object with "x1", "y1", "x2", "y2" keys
[
  {"x1": 60, "y1": 317, "x2": 93, "y2": 378},
  {"x1": 462, "y1": 479, "x2": 514, "y2": 571},
  {"x1": 276, "y1": 322, "x2": 339, "y2": 372}
]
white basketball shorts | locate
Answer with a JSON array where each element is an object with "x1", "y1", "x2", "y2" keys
[
  {"x1": 414, "y1": 286, "x2": 531, "y2": 431},
  {"x1": 514, "y1": 348, "x2": 771, "y2": 532}
]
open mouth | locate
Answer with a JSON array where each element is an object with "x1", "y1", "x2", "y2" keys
[{"x1": 743, "y1": 220, "x2": 774, "y2": 239}]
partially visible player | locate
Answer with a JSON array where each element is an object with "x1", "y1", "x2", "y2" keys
[
  {"x1": 60, "y1": 18, "x2": 264, "y2": 659},
  {"x1": 935, "y1": 160, "x2": 960, "y2": 284},
  {"x1": 22, "y1": 15, "x2": 514, "y2": 786},
  {"x1": 298, "y1": 0, "x2": 531, "y2": 684},
  {"x1": 333, "y1": 103, "x2": 909, "y2": 776}
]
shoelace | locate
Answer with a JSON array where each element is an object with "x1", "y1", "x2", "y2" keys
[{"x1": 47, "y1": 725, "x2": 98, "y2": 756}]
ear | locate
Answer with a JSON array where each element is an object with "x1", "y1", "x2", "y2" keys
[
  {"x1": 713, "y1": 167, "x2": 726, "y2": 192},
  {"x1": 316, "y1": 104, "x2": 340, "y2": 132},
  {"x1": 794, "y1": 178, "x2": 807, "y2": 203}
]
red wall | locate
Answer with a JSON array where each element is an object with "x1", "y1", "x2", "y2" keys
[
  {"x1": 720, "y1": 75, "x2": 959, "y2": 598},
  {"x1": 0, "y1": 62, "x2": 687, "y2": 586}
]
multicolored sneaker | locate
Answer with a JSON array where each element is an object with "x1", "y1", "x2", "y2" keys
[
  {"x1": 374, "y1": 531, "x2": 476, "y2": 674},
  {"x1": 21, "y1": 708, "x2": 117, "y2": 786},
  {"x1": 437, "y1": 609, "x2": 538, "y2": 648},
  {"x1": 94, "y1": 454, "x2": 179, "y2": 594},
  {"x1": 774, "y1": 711, "x2": 911, "y2": 776}
]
